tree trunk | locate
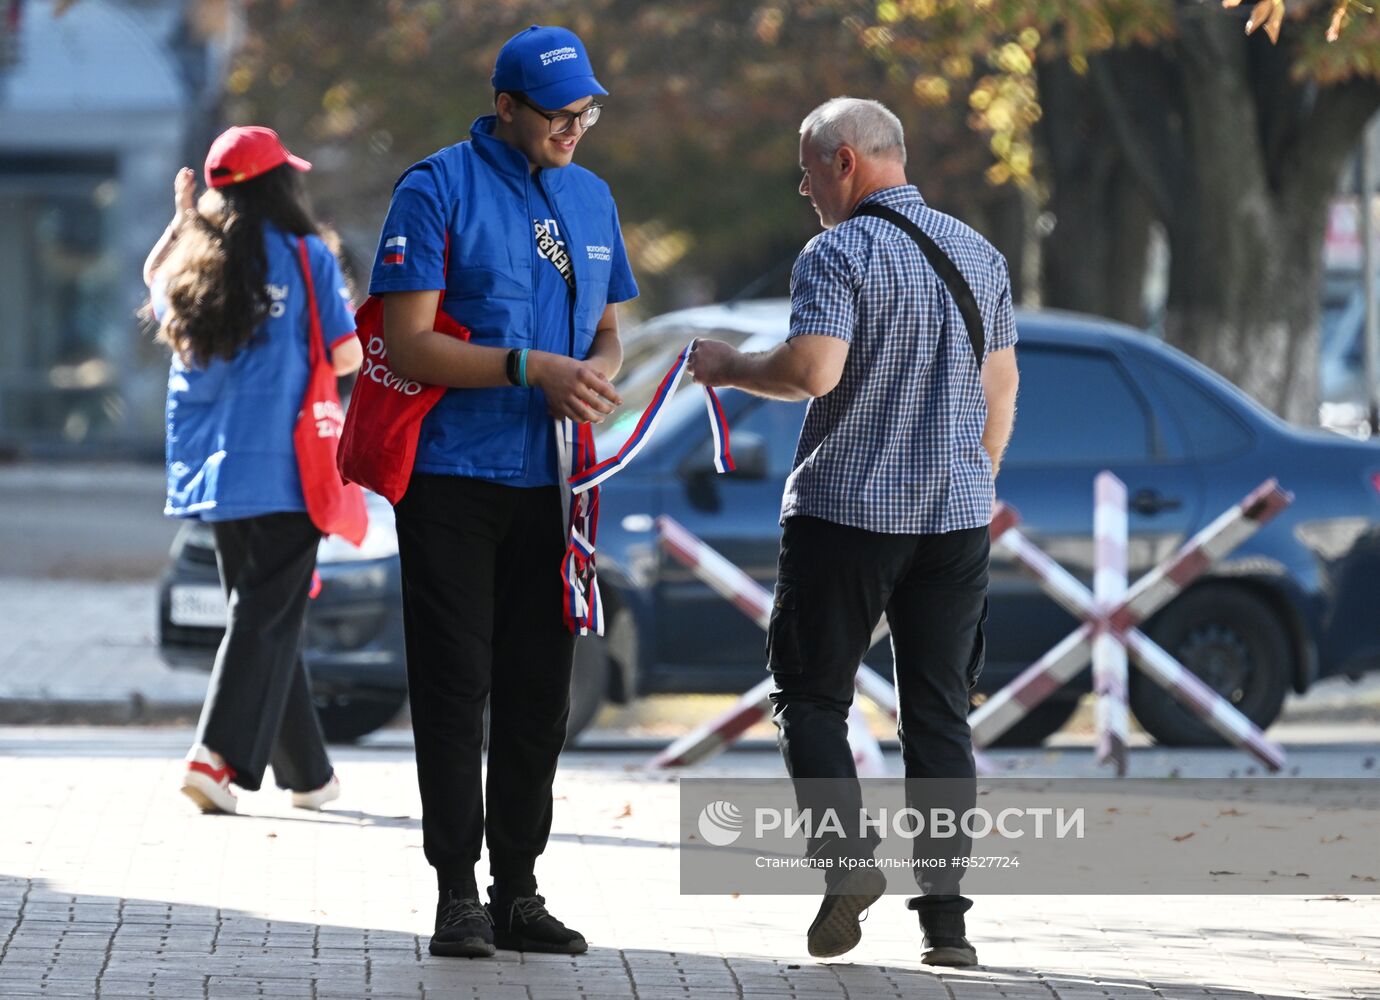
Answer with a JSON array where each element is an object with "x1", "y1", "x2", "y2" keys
[
  {"x1": 1159, "y1": 18, "x2": 1324, "y2": 422},
  {"x1": 1081, "y1": 16, "x2": 1380, "y2": 424},
  {"x1": 1161, "y1": 187, "x2": 1330, "y2": 423},
  {"x1": 1036, "y1": 59, "x2": 1154, "y2": 325}
]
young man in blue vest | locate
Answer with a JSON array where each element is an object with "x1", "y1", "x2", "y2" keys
[{"x1": 367, "y1": 25, "x2": 638, "y2": 958}]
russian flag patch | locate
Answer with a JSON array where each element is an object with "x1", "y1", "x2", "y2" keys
[{"x1": 383, "y1": 235, "x2": 406, "y2": 266}]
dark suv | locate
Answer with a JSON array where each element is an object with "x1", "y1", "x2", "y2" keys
[{"x1": 158, "y1": 302, "x2": 1380, "y2": 745}]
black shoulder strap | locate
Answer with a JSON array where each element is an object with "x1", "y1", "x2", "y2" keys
[{"x1": 851, "y1": 202, "x2": 985, "y2": 367}]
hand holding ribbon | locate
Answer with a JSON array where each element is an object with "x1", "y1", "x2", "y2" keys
[
  {"x1": 529, "y1": 351, "x2": 622, "y2": 425},
  {"x1": 558, "y1": 339, "x2": 735, "y2": 635}
]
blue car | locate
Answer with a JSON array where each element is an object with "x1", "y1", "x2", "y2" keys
[{"x1": 159, "y1": 301, "x2": 1380, "y2": 746}]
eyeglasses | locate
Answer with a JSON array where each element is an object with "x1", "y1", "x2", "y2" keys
[{"x1": 512, "y1": 93, "x2": 603, "y2": 136}]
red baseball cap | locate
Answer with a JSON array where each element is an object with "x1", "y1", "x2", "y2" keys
[{"x1": 204, "y1": 126, "x2": 312, "y2": 189}]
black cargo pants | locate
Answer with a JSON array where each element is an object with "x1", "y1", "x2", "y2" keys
[{"x1": 767, "y1": 514, "x2": 989, "y2": 925}]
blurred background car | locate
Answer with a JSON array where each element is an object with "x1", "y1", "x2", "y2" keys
[
  {"x1": 1319, "y1": 268, "x2": 1380, "y2": 436},
  {"x1": 157, "y1": 491, "x2": 408, "y2": 743},
  {"x1": 156, "y1": 489, "x2": 610, "y2": 743},
  {"x1": 158, "y1": 301, "x2": 1380, "y2": 746}
]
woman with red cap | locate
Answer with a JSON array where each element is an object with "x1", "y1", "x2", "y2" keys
[{"x1": 143, "y1": 126, "x2": 363, "y2": 815}]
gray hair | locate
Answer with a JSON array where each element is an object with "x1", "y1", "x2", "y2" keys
[{"x1": 800, "y1": 97, "x2": 906, "y2": 164}]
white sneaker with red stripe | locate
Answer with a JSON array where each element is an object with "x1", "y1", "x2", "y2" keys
[
  {"x1": 181, "y1": 744, "x2": 237, "y2": 814},
  {"x1": 291, "y1": 773, "x2": 340, "y2": 811}
]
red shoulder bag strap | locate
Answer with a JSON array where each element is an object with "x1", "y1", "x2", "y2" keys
[{"x1": 295, "y1": 238, "x2": 326, "y2": 366}]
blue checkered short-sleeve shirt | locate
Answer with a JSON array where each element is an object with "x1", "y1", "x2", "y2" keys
[{"x1": 781, "y1": 185, "x2": 1017, "y2": 534}]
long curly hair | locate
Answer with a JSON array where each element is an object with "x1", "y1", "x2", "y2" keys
[{"x1": 156, "y1": 165, "x2": 323, "y2": 368}]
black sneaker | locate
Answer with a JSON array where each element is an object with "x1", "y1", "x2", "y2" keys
[
  {"x1": 486, "y1": 893, "x2": 588, "y2": 954},
  {"x1": 921, "y1": 934, "x2": 978, "y2": 967},
  {"x1": 806, "y1": 866, "x2": 887, "y2": 958},
  {"x1": 429, "y1": 890, "x2": 495, "y2": 958},
  {"x1": 916, "y1": 908, "x2": 978, "y2": 967}
]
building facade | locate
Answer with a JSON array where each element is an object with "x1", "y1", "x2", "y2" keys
[{"x1": 0, "y1": 0, "x2": 236, "y2": 456}]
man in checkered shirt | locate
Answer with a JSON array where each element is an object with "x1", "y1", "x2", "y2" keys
[{"x1": 689, "y1": 97, "x2": 1020, "y2": 967}]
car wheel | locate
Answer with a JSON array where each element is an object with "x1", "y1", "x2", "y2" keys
[
  {"x1": 313, "y1": 691, "x2": 407, "y2": 744},
  {"x1": 1131, "y1": 584, "x2": 1290, "y2": 747},
  {"x1": 567, "y1": 638, "x2": 610, "y2": 743},
  {"x1": 978, "y1": 696, "x2": 1081, "y2": 748}
]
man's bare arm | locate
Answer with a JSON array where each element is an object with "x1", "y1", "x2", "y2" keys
[
  {"x1": 981, "y1": 345, "x2": 1018, "y2": 478},
  {"x1": 688, "y1": 334, "x2": 849, "y2": 400}
]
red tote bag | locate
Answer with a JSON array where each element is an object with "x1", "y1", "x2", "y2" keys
[
  {"x1": 336, "y1": 238, "x2": 470, "y2": 504},
  {"x1": 294, "y1": 238, "x2": 369, "y2": 545}
]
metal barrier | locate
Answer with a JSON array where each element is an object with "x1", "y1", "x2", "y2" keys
[
  {"x1": 971, "y1": 477, "x2": 1293, "y2": 772},
  {"x1": 647, "y1": 515, "x2": 1004, "y2": 774}
]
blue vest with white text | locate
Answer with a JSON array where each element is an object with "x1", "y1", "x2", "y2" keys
[{"x1": 371, "y1": 116, "x2": 632, "y2": 483}]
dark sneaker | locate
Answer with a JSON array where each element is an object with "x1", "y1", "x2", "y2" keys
[
  {"x1": 917, "y1": 907, "x2": 978, "y2": 966},
  {"x1": 921, "y1": 934, "x2": 979, "y2": 967},
  {"x1": 429, "y1": 891, "x2": 495, "y2": 958},
  {"x1": 806, "y1": 866, "x2": 886, "y2": 959},
  {"x1": 487, "y1": 894, "x2": 588, "y2": 954}
]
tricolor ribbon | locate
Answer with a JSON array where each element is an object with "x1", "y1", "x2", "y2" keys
[{"x1": 558, "y1": 339, "x2": 734, "y2": 635}]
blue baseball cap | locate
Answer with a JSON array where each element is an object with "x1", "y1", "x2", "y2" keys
[{"x1": 492, "y1": 25, "x2": 608, "y2": 110}]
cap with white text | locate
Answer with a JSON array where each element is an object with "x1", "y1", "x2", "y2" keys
[{"x1": 492, "y1": 25, "x2": 607, "y2": 110}]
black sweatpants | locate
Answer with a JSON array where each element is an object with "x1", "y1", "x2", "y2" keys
[
  {"x1": 198, "y1": 512, "x2": 333, "y2": 794},
  {"x1": 767, "y1": 515, "x2": 989, "y2": 927},
  {"x1": 393, "y1": 474, "x2": 576, "y2": 900}
]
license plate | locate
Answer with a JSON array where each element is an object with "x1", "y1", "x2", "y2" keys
[{"x1": 169, "y1": 585, "x2": 227, "y2": 628}]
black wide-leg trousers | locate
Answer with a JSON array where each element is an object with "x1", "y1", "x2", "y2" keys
[{"x1": 198, "y1": 512, "x2": 333, "y2": 794}]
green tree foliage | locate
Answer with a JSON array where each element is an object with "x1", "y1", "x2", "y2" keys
[
  {"x1": 852, "y1": 0, "x2": 1380, "y2": 420},
  {"x1": 225, "y1": 0, "x2": 1380, "y2": 418},
  {"x1": 225, "y1": 1, "x2": 1022, "y2": 314}
]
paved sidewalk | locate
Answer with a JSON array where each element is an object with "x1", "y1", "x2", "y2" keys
[
  {"x1": 0, "y1": 580, "x2": 206, "y2": 724},
  {"x1": 0, "y1": 463, "x2": 176, "y2": 581},
  {"x1": 1, "y1": 729, "x2": 1377, "y2": 999}
]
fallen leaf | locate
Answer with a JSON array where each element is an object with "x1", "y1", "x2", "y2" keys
[
  {"x1": 1328, "y1": 1, "x2": 1350, "y2": 42},
  {"x1": 1218, "y1": 808, "x2": 1245, "y2": 817},
  {"x1": 1173, "y1": 832, "x2": 1196, "y2": 842},
  {"x1": 1245, "y1": 0, "x2": 1275, "y2": 36},
  {"x1": 1244, "y1": 0, "x2": 1286, "y2": 43},
  {"x1": 1265, "y1": 0, "x2": 1285, "y2": 43},
  {"x1": 615, "y1": 802, "x2": 633, "y2": 819}
]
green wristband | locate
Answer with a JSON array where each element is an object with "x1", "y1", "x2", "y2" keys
[{"x1": 518, "y1": 348, "x2": 530, "y2": 388}]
